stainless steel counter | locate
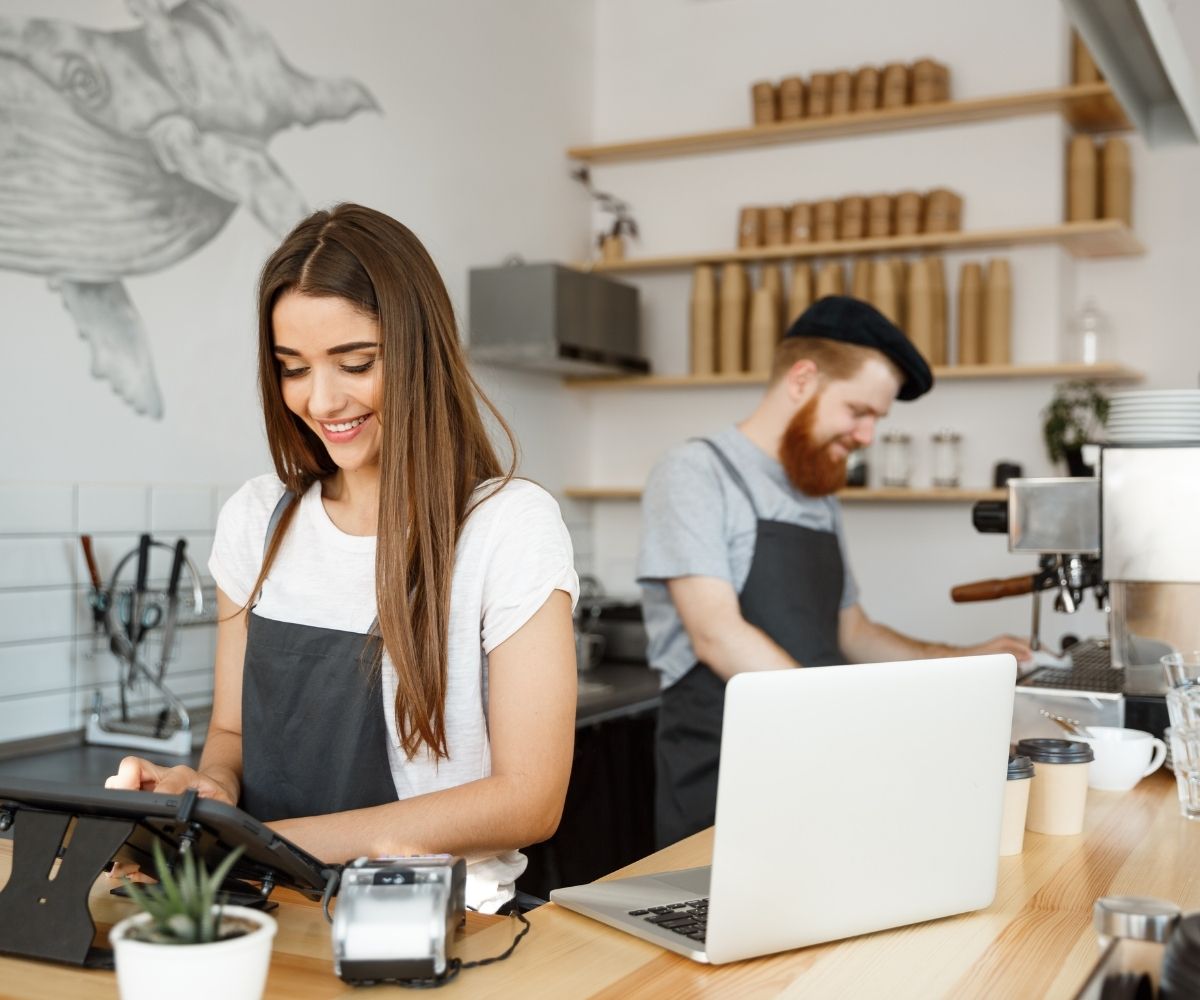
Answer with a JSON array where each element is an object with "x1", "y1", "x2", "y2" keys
[{"x1": 575, "y1": 662, "x2": 660, "y2": 728}]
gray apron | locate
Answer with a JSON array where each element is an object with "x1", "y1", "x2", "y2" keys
[
  {"x1": 240, "y1": 491, "x2": 397, "y2": 822},
  {"x1": 654, "y1": 439, "x2": 846, "y2": 847}
]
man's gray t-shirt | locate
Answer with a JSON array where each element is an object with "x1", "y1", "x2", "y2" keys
[{"x1": 637, "y1": 425, "x2": 859, "y2": 688}]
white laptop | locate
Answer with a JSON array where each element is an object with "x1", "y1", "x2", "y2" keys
[{"x1": 551, "y1": 654, "x2": 1016, "y2": 965}]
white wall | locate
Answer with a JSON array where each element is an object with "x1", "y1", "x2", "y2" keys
[
  {"x1": 0, "y1": 0, "x2": 595, "y2": 485},
  {"x1": 580, "y1": 0, "x2": 1200, "y2": 653},
  {"x1": 0, "y1": 0, "x2": 596, "y2": 745}
]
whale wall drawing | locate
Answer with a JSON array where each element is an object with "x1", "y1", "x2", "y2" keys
[{"x1": 0, "y1": 0, "x2": 378, "y2": 419}]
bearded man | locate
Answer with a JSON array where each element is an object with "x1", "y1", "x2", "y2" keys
[{"x1": 637, "y1": 295, "x2": 1031, "y2": 848}]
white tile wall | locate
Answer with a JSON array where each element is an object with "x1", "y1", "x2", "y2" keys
[
  {"x1": 0, "y1": 641, "x2": 73, "y2": 698},
  {"x1": 74, "y1": 639, "x2": 120, "y2": 693},
  {"x1": 151, "y1": 487, "x2": 216, "y2": 534},
  {"x1": 0, "y1": 692, "x2": 72, "y2": 743},
  {"x1": 0, "y1": 590, "x2": 79, "y2": 645},
  {"x1": 0, "y1": 479, "x2": 596, "y2": 750},
  {"x1": 0, "y1": 538, "x2": 78, "y2": 589},
  {"x1": 77, "y1": 484, "x2": 150, "y2": 534},
  {"x1": 0, "y1": 481, "x2": 222, "y2": 750},
  {"x1": 0, "y1": 484, "x2": 74, "y2": 534}
]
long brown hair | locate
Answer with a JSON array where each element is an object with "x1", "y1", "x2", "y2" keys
[{"x1": 249, "y1": 203, "x2": 516, "y2": 760}]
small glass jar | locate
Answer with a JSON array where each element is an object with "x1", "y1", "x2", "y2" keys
[
  {"x1": 845, "y1": 450, "x2": 868, "y2": 488},
  {"x1": 932, "y1": 430, "x2": 962, "y2": 487},
  {"x1": 1065, "y1": 298, "x2": 1112, "y2": 366},
  {"x1": 881, "y1": 432, "x2": 911, "y2": 487}
]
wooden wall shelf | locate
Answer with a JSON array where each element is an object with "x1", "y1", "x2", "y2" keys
[
  {"x1": 565, "y1": 363, "x2": 1142, "y2": 390},
  {"x1": 565, "y1": 486, "x2": 1006, "y2": 503},
  {"x1": 577, "y1": 220, "x2": 1142, "y2": 273},
  {"x1": 567, "y1": 83, "x2": 1129, "y2": 163}
]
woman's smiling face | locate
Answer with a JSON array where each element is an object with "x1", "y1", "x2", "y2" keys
[{"x1": 272, "y1": 291, "x2": 383, "y2": 472}]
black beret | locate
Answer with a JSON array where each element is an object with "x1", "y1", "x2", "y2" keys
[{"x1": 783, "y1": 295, "x2": 933, "y2": 401}]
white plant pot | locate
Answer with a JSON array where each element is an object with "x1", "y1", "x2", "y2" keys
[{"x1": 109, "y1": 905, "x2": 277, "y2": 1000}]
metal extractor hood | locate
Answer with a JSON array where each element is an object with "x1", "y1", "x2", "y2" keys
[
  {"x1": 468, "y1": 263, "x2": 648, "y2": 376},
  {"x1": 1062, "y1": 0, "x2": 1200, "y2": 145}
]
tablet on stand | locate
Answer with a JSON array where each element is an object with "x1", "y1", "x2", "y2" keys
[{"x1": 0, "y1": 777, "x2": 338, "y2": 969}]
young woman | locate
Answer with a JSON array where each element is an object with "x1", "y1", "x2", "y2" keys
[{"x1": 106, "y1": 204, "x2": 579, "y2": 911}]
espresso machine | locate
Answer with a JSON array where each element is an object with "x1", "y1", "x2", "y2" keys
[{"x1": 954, "y1": 444, "x2": 1200, "y2": 740}]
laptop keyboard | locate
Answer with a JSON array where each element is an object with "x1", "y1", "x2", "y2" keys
[{"x1": 629, "y1": 898, "x2": 709, "y2": 943}]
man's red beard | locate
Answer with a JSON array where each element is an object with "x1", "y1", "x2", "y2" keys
[{"x1": 779, "y1": 394, "x2": 856, "y2": 497}]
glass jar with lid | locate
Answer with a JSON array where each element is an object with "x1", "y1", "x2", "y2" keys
[
  {"x1": 1064, "y1": 298, "x2": 1113, "y2": 366},
  {"x1": 932, "y1": 430, "x2": 962, "y2": 488},
  {"x1": 845, "y1": 449, "x2": 868, "y2": 488},
  {"x1": 881, "y1": 432, "x2": 912, "y2": 487}
]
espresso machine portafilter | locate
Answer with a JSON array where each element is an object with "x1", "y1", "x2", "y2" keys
[{"x1": 954, "y1": 478, "x2": 1106, "y2": 652}]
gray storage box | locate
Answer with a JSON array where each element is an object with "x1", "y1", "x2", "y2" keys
[{"x1": 468, "y1": 263, "x2": 647, "y2": 375}]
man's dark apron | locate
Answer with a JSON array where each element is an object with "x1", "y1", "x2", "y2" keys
[
  {"x1": 655, "y1": 440, "x2": 846, "y2": 848},
  {"x1": 240, "y1": 492, "x2": 397, "y2": 821}
]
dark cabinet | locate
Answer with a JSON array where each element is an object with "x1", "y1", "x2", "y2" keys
[{"x1": 519, "y1": 708, "x2": 657, "y2": 900}]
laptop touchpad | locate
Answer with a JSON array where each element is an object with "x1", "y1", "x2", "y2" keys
[{"x1": 653, "y1": 866, "x2": 711, "y2": 896}]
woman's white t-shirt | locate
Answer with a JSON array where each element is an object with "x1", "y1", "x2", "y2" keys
[{"x1": 208, "y1": 474, "x2": 579, "y2": 912}]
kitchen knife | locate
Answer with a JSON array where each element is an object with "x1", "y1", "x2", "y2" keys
[
  {"x1": 131, "y1": 533, "x2": 151, "y2": 647},
  {"x1": 155, "y1": 538, "x2": 188, "y2": 685},
  {"x1": 80, "y1": 535, "x2": 102, "y2": 591},
  {"x1": 80, "y1": 535, "x2": 107, "y2": 629}
]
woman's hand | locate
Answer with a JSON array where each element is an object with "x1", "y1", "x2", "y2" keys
[
  {"x1": 103, "y1": 756, "x2": 238, "y2": 805},
  {"x1": 103, "y1": 756, "x2": 238, "y2": 882}
]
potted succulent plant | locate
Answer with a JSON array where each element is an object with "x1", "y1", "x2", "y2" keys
[
  {"x1": 572, "y1": 166, "x2": 639, "y2": 261},
  {"x1": 1042, "y1": 380, "x2": 1109, "y2": 476},
  {"x1": 109, "y1": 842, "x2": 276, "y2": 1000}
]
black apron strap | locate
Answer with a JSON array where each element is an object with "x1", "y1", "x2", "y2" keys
[
  {"x1": 263, "y1": 489, "x2": 294, "y2": 557},
  {"x1": 694, "y1": 438, "x2": 761, "y2": 519}
]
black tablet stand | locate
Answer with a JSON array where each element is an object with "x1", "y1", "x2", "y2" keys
[
  {"x1": 0, "y1": 805, "x2": 134, "y2": 968},
  {"x1": 0, "y1": 788, "x2": 266, "y2": 969}
]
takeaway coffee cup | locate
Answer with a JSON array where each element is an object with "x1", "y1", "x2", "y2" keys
[
  {"x1": 999, "y1": 754, "x2": 1033, "y2": 855},
  {"x1": 1016, "y1": 738, "x2": 1094, "y2": 835},
  {"x1": 1081, "y1": 726, "x2": 1166, "y2": 791}
]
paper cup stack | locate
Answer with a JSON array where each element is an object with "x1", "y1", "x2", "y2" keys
[{"x1": 1106, "y1": 390, "x2": 1200, "y2": 444}]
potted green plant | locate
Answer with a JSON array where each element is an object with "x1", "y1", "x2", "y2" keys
[
  {"x1": 1042, "y1": 380, "x2": 1109, "y2": 476},
  {"x1": 109, "y1": 842, "x2": 277, "y2": 1000},
  {"x1": 572, "y1": 166, "x2": 639, "y2": 261}
]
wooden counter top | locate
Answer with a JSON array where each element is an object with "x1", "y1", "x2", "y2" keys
[{"x1": 1, "y1": 771, "x2": 1197, "y2": 997}]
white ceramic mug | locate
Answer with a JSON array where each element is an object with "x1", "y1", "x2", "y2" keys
[{"x1": 1083, "y1": 726, "x2": 1167, "y2": 791}]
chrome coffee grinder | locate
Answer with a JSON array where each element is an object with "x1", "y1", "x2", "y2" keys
[{"x1": 953, "y1": 444, "x2": 1200, "y2": 741}]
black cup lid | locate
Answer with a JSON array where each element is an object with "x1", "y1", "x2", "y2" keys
[
  {"x1": 1007, "y1": 754, "x2": 1034, "y2": 780},
  {"x1": 1015, "y1": 738, "x2": 1095, "y2": 764}
]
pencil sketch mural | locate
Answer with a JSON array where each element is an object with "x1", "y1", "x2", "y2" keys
[{"x1": 0, "y1": 0, "x2": 378, "y2": 418}]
